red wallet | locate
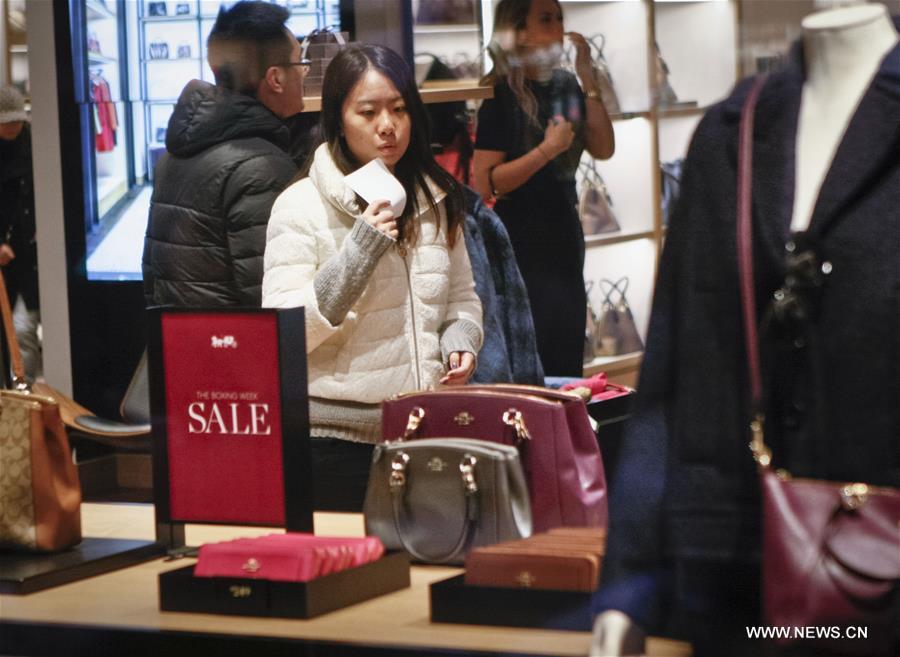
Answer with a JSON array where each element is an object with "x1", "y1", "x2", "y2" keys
[{"x1": 194, "y1": 533, "x2": 385, "y2": 581}]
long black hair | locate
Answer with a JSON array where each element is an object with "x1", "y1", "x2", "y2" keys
[{"x1": 311, "y1": 43, "x2": 464, "y2": 248}]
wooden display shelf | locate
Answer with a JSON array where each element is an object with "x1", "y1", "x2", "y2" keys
[
  {"x1": 140, "y1": 16, "x2": 198, "y2": 23},
  {"x1": 609, "y1": 110, "x2": 652, "y2": 122},
  {"x1": 658, "y1": 105, "x2": 707, "y2": 119},
  {"x1": 583, "y1": 351, "x2": 643, "y2": 387},
  {"x1": 414, "y1": 24, "x2": 480, "y2": 34},
  {"x1": 302, "y1": 81, "x2": 492, "y2": 113},
  {"x1": 0, "y1": 504, "x2": 689, "y2": 657},
  {"x1": 87, "y1": 52, "x2": 117, "y2": 65},
  {"x1": 585, "y1": 229, "x2": 655, "y2": 248}
]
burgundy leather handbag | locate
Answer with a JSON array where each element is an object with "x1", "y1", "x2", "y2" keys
[
  {"x1": 381, "y1": 384, "x2": 607, "y2": 533},
  {"x1": 737, "y1": 77, "x2": 900, "y2": 654}
]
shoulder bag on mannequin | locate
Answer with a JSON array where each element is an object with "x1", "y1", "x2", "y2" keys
[{"x1": 738, "y1": 76, "x2": 900, "y2": 656}]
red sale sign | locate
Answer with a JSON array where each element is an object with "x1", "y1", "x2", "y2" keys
[{"x1": 149, "y1": 308, "x2": 311, "y2": 529}]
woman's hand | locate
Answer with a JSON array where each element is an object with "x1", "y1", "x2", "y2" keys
[
  {"x1": 440, "y1": 351, "x2": 476, "y2": 386},
  {"x1": 0, "y1": 244, "x2": 15, "y2": 266},
  {"x1": 567, "y1": 31, "x2": 595, "y2": 84},
  {"x1": 362, "y1": 199, "x2": 398, "y2": 240},
  {"x1": 542, "y1": 117, "x2": 575, "y2": 158}
]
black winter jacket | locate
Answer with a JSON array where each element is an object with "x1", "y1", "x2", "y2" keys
[
  {"x1": 142, "y1": 80, "x2": 297, "y2": 307},
  {"x1": 596, "y1": 39, "x2": 900, "y2": 634}
]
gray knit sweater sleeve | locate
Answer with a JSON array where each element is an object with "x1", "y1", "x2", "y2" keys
[
  {"x1": 439, "y1": 318, "x2": 483, "y2": 362},
  {"x1": 314, "y1": 218, "x2": 394, "y2": 326}
]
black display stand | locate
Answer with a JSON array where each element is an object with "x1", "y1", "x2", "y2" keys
[
  {"x1": 430, "y1": 575, "x2": 594, "y2": 631},
  {"x1": 147, "y1": 307, "x2": 412, "y2": 618},
  {"x1": 587, "y1": 389, "x2": 635, "y2": 484},
  {"x1": 159, "y1": 551, "x2": 410, "y2": 619},
  {"x1": 0, "y1": 538, "x2": 164, "y2": 595}
]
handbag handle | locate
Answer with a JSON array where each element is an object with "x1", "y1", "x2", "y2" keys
[
  {"x1": 598, "y1": 277, "x2": 630, "y2": 306},
  {"x1": 735, "y1": 75, "x2": 771, "y2": 466},
  {"x1": 398, "y1": 405, "x2": 531, "y2": 443},
  {"x1": 0, "y1": 269, "x2": 28, "y2": 390},
  {"x1": 389, "y1": 450, "x2": 479, "y2": 564},
  {"x1": 300, "y1": 26, "x2": 346, "y2": 59},
  {"x1": 579, "y1": 160, "x2": 613, "y2": 200}
]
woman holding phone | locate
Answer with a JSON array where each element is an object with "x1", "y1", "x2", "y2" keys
[
  {"x1": 263, "y1": 44, "x2": 483, "y2": 511},
  {"x1": 474, "y1": 0, "x2": 615, "y2": 376}
]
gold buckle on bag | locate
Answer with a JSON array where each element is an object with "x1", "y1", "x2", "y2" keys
[
  {"x1": 402, "y1": 407, "x2": 425, "y2": 440},
  {"x1": 840, "y1": 483, "x2": 869, "y2": 510},
  {"x1": 502, "y1": 409, "x2": 531, "y2": 442},
  {"x1": 390, "y1": 451, "x2": 410, "y2": 490}
]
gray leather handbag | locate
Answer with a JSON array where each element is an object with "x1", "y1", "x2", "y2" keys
[{"x1": 363, "y1": 438, "x2": 532, "y2": 565}]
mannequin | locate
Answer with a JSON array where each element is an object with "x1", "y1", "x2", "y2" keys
[
  {"x1": 591, "y1": 3, "x2": 900, "y2": 655},
  {"x1": 792, "y1": 3, "x2": 898, "y2": 231}
]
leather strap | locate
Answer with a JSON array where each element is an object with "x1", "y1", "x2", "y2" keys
[
  {"x1": 0, "y1": 269, "x2": 27, "y2": 388},
  {"x1": 599, "y1": 277, "x2": 629, "y2": 305},
  {"x1": 390, "y1": 455, "x2": 479, "y2": 564},
  {"x1": 736, "y1": 76, "x2": 768, "y2": 415}
]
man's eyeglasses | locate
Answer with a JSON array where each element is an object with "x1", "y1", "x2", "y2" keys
[{"x1": 275, "y1": 59, "x2": 312, "y2": 75}]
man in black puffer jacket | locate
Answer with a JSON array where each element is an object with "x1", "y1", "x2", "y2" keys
[{"x1": 143, "y1": 1, "x2": 304, "y2": 307}]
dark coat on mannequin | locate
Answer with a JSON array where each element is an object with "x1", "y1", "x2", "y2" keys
[{"x1": 595, "y1": 38, "x2": 900, "y2": 646}]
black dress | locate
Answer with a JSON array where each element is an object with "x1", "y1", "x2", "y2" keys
[{"x1": 476, "y1": 70, "x2": 587, "y2": 377}]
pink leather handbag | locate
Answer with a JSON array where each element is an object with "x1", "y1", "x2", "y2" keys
[{"x1": 382, "y1": 384, "x2": 607, "y2": 533}]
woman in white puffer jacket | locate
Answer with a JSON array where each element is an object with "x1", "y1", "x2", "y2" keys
[{"x1": 263, "y1": 44, "x2": 483, "y2": 511}]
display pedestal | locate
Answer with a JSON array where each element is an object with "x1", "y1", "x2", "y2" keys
[
  {"x1": 0, "y1": 537, "x2": 164, "y2": 594},
  {"x1": 587, "y1": 387, "x2": 635, "y2": 483},
  {"x1": 430, "y1": 574, "x2": 594, "y2": 631},
  {"x1": 159, "y1": 551, "x2": 410, "y2": 619}
]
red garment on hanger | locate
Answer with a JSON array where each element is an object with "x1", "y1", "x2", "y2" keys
[{"x1": 91, "y1": 76, "x2": 118, "y2": 153}]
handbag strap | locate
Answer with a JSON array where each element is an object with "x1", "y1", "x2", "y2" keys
[
  {"x1": 599, "y1": 277, "x2": 629, "y2": 305},
  {"x1": 0, "y1": 268, "x2": 28, "y2": 389},
  {"x1": 389, "y1": 450, "x2": 479, "y2": 563},
  {"x1": 735, "y1": 75, "x2": 771, "y2": 466}
]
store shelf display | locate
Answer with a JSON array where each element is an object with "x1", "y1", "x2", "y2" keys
[
  {"x1": 406, "y1": 0, "x2": 739, "y2": 382},
  {"x1": 87, "y1": 0, "x2": 129, "y2": 223}
]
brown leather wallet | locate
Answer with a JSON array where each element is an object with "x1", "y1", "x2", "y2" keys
[
  {"x1": 465, "y1": 547, "x2": 600, "y2": 591},
  {"x1": 464, "y1": 529, "x2": 605, "y2": 592}
]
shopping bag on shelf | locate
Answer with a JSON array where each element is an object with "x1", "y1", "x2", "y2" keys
[
  {"x1": 594, "y1": 277, "x2": 644, "y2": 356},
  {"x1": 416, "y1": 0, "x2": 476, "y2": 25},
  {"x1": 299, "y1": 27, "x2": 349, "y2": 96},
  {"x1": 562, "y1": 33, "x2": 621, "y2": 114},
  {"x1": 653, "y1": 41, "x2": 679, "y2": 107},
  {"x1": 578, "y1": 160, "x2": 620, "y2": 236},
  {"x1": 587, "y1": 34, "x2": 621, "y2": 114}
]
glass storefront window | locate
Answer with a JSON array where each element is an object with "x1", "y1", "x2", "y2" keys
[{"x1": 80, "y1": 0, "x2": 342, "y2": 281}]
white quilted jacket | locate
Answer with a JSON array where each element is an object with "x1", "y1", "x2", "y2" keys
[{"x1": 262, "y1": 144, "x2": 483, "y2": 403}]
